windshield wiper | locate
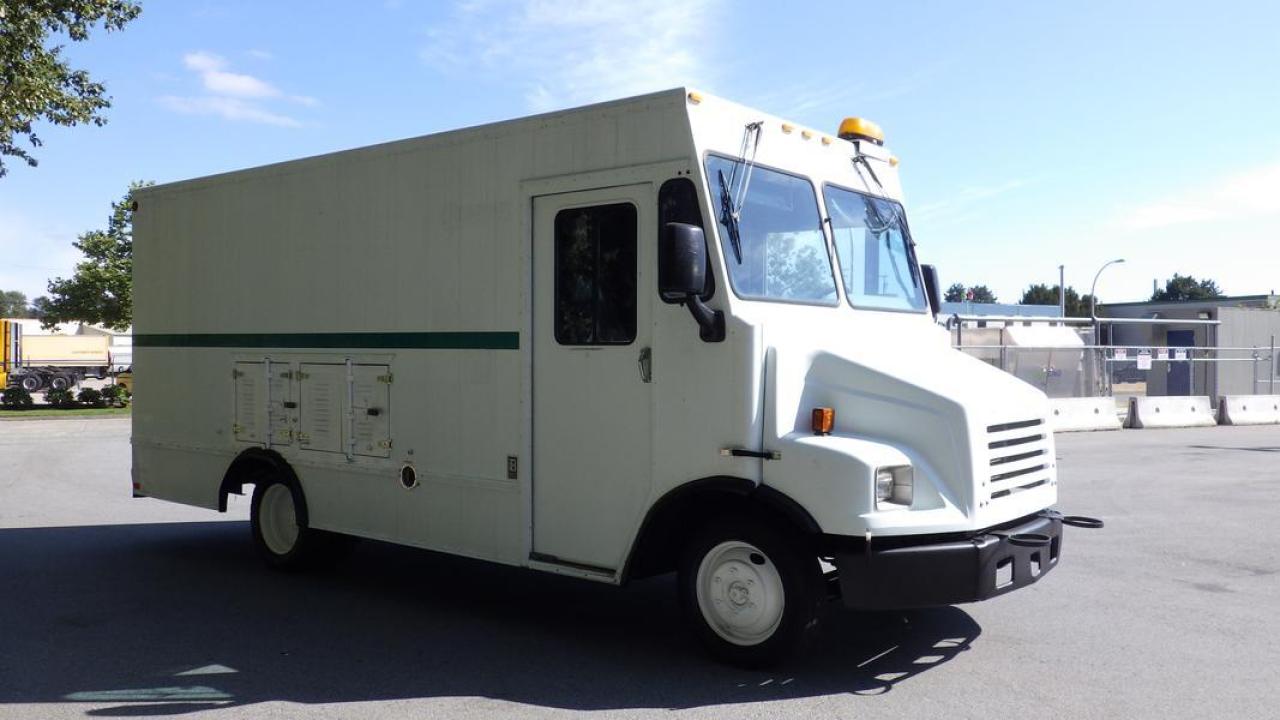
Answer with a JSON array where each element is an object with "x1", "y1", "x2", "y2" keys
[
  {"x1": 718, "y1": 121, "x2": 764, "y2": 265},
  {"x1": 718, "y1": 169, "x2": 743, "y2": 264},
  {"x1": 865, "y1": 196, "x2": 920, "y2": 299}
]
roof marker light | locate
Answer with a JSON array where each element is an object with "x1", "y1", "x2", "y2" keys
[
  {"x1": 837, "y1": 117, "x2": 885, "y2": 145},
  {"x1": 781, "y1": 123, "x2": 794, "y2": 134},
  {"x1": 687, "y1": 91, "x2": 703, "y2": 105}
]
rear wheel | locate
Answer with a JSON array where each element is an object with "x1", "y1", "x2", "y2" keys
[
  {"x1": 250, "y1": 474, "x2": 323, "y2": 569},
  {"x1": 49, "y1": 375, "x2": 71, "y2": 391},
  {"x1": 19, "y1": 374, "x2": 42, "y2": 392},
  {"x1": 678, "y1": 518, "x2": 822, "y2": 667}
]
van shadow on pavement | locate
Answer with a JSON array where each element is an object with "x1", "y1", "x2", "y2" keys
[{"x1": 0, "y1": 521, "x2": 981, "y2": 715}]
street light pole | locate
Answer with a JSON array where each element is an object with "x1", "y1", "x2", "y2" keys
[
  {"x1": 1058, "y1": 265, "x2": 1066, "y2": 319},
  {"x1": 1090, "y1": 258, "x2": 1126, "y2": 397},
  {"x1": 1090, "y1": 258, "x2": 1126, "y2": 321}
]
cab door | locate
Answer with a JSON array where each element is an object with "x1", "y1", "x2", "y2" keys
[{"x1": 532, "y1": 184, "x2": 653, "y2": 572}]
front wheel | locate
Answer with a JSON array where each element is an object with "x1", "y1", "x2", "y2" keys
[{"x1": 678, "y1": 519, "x2": 822, "y2": 667}]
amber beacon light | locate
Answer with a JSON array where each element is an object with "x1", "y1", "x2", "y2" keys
[
  {"x1": 837, "y1": 117, "x2": 884, "y2": 145},
  {"x1": 812, "y1": 407, "x2": 835, "y2": 435}
]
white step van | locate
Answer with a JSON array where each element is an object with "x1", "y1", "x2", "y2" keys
[{"x1": 132, "y1": 89, "x2": 1077, "y2": 665}]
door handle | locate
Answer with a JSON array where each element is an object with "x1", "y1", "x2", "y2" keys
[{"x1": 638, "y1": 347, "x2": 652, "y2": 383}]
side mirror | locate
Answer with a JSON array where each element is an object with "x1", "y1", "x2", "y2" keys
[
  {"x1": 659, "y1": 223, "x2": 708, "y2": 297},
  {"x1": 921, "y1": 264, "x2": 942, "y2": 319},
  {"x1": 660, "y1": 222, "x2": 724, "y2": 342}
]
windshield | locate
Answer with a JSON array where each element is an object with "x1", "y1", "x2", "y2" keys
[
  {"x1": 706, "y1": 155, "x2": 837, "y2": 304},
  {"x1": 823, "y1": 184, "x2": 927, "y2": 313}
]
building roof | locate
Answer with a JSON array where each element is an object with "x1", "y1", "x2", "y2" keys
[
  {"x1": 939, "y1": 302, "x2": 1063, "y2": 318},
  {"x1": 1099, "y1": 295, "x2": 1278, "y2": 311}
]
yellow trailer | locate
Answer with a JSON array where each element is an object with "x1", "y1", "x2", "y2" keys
[
  {"x1": 1, "y1": 320, "x2": 111, "y2": 392},
  {"x1": 1, "y1": 319, "x2": 13, "y2": 389}
]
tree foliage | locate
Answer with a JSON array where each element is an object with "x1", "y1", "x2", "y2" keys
[
  {"x1": 42, "y1": 181, "x2": 150, "y2": 330},
  {"x1": 943, "y1": 282, "x2": 998, "y2": 304},
  {"x1": 0, "y1": 289, "x2": 34, "y2": 317},
  {"x1": 1151, "y1": 274, "x2": 1224, "y2": 302},
  {"x1": 1020, "y1": 284, "x2": 1096, "y2": 316},
  {"x1": 0, "y1": 0, "x2": 142, "y2": 177}
]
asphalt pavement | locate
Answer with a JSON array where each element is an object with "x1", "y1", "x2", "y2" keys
[{"x1": 1, "y1": 417, "x2": 1277, "y2": 719}]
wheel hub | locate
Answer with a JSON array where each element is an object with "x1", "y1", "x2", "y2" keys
[{"x1": 695, "y1": 540, "x2": 785, "y2": 646}]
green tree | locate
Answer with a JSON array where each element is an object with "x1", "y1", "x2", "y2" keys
[
  {"x1": 944, "y1": 283, "x2": 998, "y2": 303},
  {"x1": 1020, "y1": 283, "x2": 1097, "y2": 316},
  {"x1": 42, "y1": 181, "x2": 151, "y2": 330},
  {"x1": 29, "y1": 295, "x2": 51, "y2": 319},
  {"x1": 1151, "y1": 274, "x2": 1224, "y2": 302},
  {"x1": 968, "y1": 285, "x2": 998, "y2": 304},
  {"x1": 0, "y1": 289, "x2": 32, "y2": 317},
  {"x1": 0, "y1": 0, "x2": 142, "y2": 177}
]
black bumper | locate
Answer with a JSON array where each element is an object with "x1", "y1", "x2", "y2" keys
[{"x1": 831, "y1": 512, "x2": 1063, "y2": 610}]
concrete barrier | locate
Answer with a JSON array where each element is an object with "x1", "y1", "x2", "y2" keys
[
  {"x1": 1217, "y1": 395, "x2": 1280, "y2": 426},
  {"x1": 1048, "y1": 398, "x2": 1123, "y2": 433},
  {"x1": 1127, "y1": 396, "x2": 1216, "y2": 429}
]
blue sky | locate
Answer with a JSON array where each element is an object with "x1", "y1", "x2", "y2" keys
[{"x1": 3, "y1": 0, "x2": 1278, "y2": 305}]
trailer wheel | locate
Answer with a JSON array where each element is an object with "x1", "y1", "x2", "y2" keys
[
  {"x1": 250, "y1": 475, "x2": 323, "y2": 570},
  {"x1": 678, "y1": 518, "x2": 822, "y2": 667},
  {"x1": 19, "y1": 374, "x2": 42, "y2": 392}
]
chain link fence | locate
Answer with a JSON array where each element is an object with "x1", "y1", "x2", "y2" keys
[{"x1": 946, "y1": 314, "x2": 1278, "y2": 401}]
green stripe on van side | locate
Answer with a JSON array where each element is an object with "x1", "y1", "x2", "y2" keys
[{"x1": 134, "y1": 332, "x2": 519, "y2": 350}]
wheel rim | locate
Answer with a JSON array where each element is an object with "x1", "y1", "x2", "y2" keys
[
  {"x1": 259, "y1": 484, "x2": 300, "y2": 556},
  {"x1": 695, "y1": 540, "x2": 785, "y2": 646}
]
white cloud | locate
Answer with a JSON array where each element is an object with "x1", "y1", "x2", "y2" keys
[
  {"x1": 182, "y1": 50, "x2": 224, "y2": 74},
  {"x1": 421, "y1": 0, "x2": 719, "y2": 112},
  {"x1": 158, "y1": 95, "x2": 301, "y2": 128},
  {"x1": 1116, "y1": 162, "x2": 1280, "y2": 231},
  {"x1": 160, "y1": 51, "x2": 316, "y2": 126},
  {"x1": 246, "y1": 49, "x2": 274, "y2": 60},
  {"x1": 912, "y1": 179, "x2": 1030, "y2": 225}
]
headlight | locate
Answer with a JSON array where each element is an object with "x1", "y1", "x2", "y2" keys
[{"x1": 875, "y1": 465, "x2": 913, "y2": 508}]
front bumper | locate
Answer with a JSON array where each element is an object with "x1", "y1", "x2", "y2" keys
[{"x1": 831, "y1": 512, "x2": 1063, "y2": 610}]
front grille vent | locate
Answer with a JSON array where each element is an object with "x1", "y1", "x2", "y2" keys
[{"x1": 986, "y1": 418, "x2": 1051, "y2": 501}]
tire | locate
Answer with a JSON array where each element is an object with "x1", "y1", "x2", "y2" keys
[
  {"x1": 49, "y1": 375, "x2": 71, "y2": 391},
  {"x1": 19, "y1": 374, "x2": 42, "y2": 393},
  {"x1": 678, "y1": 517, "x2": 822, "y2": 667},
  {"x1": 250, "y1": 473, "x2": 323, "y2": 570}
]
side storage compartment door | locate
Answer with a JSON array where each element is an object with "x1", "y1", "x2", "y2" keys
[
  {"x1": 267, "y1": 364, "x2": 294, "y2": 447},
  {"x1": 350, "y1": 364, "x2": 392, "y2": 458},
  {"x1": 298, "y1": 363, "x2": 345, "y2": 453},
  {"x1": 233, "y1": 362, "x2": 264, "y2": 444},
  {"x1": 233, "y1": 360, "x2": 295, "y2": 446}
]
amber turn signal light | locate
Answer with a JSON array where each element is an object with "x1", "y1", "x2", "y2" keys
[{"x1": 812, "y1": 407, "x2": 834, "y2": 435}]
